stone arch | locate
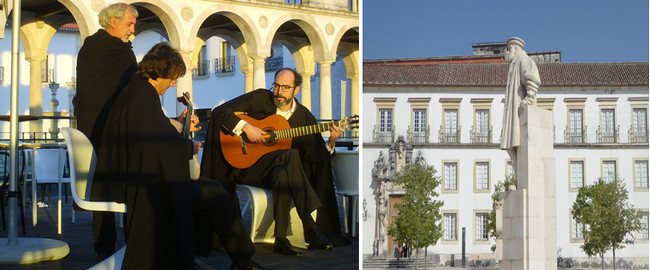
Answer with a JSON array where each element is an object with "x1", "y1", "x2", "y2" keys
[
  {"x1": 266, "y1": 14, "x2": 329, "y2": 62},
  {"x1": 130, "y1": 1, "x2": 185, "y2": 49},
  {"x1": 191, "y1": 8, "x2": 261, "y2": 56},
  {"x1": 58, "y1": 0, "x2": 97, "y2": 40}
]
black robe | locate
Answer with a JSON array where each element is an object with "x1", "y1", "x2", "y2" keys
[
  {"x1": 76, "y1": 29, "x2": 137, "y2": 149},
  {"x1": 201, "y1": 89, "x2": 345, "y2": 245},
  {"x1": 93, "y1": 77, "x2": 195, "y2": 269}
]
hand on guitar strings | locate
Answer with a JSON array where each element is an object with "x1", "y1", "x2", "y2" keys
[
  {"x1": 242, "y1": 123, "x2": 268, "y2": 144},
  {"x1": 177, "y1": 108, "x2": 202, "y2": 132},
  {"x1": 327, "y1": 121, "x2": 342, "y2": 149}
]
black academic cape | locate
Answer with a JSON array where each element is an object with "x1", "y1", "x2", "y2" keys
[
  {"x1": 76, "y1": 29, "x2": 137, "y2": 149},
  {"x1": 93, "y1": 77, "x2": 195, "y2": 270},
  {"x1": 201, "y1": 89, "x2": 345, "y2": 244}
]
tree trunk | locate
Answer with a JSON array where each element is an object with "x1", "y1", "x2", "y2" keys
[
  {"x1": 612, "y1": 247, "x2": 616, "y2": 270},
  {"x1": 600, "y1": 252, "x2": 604, "y2": 270},
  {"x1": 425, "y1": 246, "x2": 428, "y2": 270}
]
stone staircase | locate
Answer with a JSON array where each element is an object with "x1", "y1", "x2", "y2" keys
[{"x1": 363, "y1": 257, "x2": 428, "y2": 269}]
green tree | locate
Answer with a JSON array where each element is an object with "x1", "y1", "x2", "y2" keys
[
  {"x1": 387, "y1": 164, "x2": 443, "y2": 269},
  {"x1": 572, "y1": 178, "x2": 645, "y2": 270},
  {"x1": 487, "y1": 173, "x2": 517, "y2": 252}
]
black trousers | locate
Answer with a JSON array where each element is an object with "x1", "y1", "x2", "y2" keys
[
  {"x1": 238, "y1": 149, "x2": 321, "y2": 238},
  {"x1": 93, "y1": 211, "x2": 117, "y2": 255},
  {"x1": 191, "y1": 177, "x2": 256, "y2": 266}
]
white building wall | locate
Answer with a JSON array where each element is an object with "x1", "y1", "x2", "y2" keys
[{"x1": 362, "y1": 85, "x2": 649, "y2": 262}]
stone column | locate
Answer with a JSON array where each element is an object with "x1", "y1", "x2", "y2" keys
[
  {"x1": 499, "y1": 106, "x2": 556, "y2": 270},
  {"x1": 242, "y1": 68, "x2": 254, "y2": 93},
  {"x1": 251, "y1": 55, "x2": 267, "y2": 90},
  {"x1": 349, "y1": 72, "x2": 359, "y2": 116},
  {"x1": 177, "y1": 49, "x2": 193, "y2": 116},
  {"x1": 27, "y1": 56, "x2": 45, "y2": 139},
  {"x1": 298, "y1": 71, "x2": 313, "y2": 111},
  {"x1": 318, "y1": 60, "x2": 333, "y2": 119}
]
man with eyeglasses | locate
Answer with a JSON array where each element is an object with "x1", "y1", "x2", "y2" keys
[{"x1": 201, "y1": 68, "x2": 347, "y2": 256}]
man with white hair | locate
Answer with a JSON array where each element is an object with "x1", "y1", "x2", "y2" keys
[
  {"x1": 500, "y1": 37, "x2": 541, "y2": 176},
  {"x1": 76, "y1": 2, "x2": 138, "y2": 260}
]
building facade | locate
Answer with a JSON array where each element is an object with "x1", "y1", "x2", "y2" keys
[
  {"x1": 0, "y1": 0, "x2": 359, "y2": 140},
  {"x1": 362, "y1": 44, "x2": 649, "y2": 267}
]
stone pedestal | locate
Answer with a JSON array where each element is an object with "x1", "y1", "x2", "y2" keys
[{"x1": 498, "y1": 107, "x2": 557, "y2": 270}]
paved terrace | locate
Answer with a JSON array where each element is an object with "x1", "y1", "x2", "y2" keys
[{"x1": 0, "y1": 191, "x2": 359, "y2": 270}]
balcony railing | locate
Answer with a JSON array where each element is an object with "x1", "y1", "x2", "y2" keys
[
  {"x1": 470, "y1": 126, "x2": 492, "y2": 144},
  {"x1": 597, "y1": 125, "x2": 619, "y2": 144},
  {"x1": 629, "y1": 127, "x2": 649, "y2": 143},
  {"x1": 408, "y1": 125, "x2": 429, "y2": 145},
  {"x1": 214, "y1": 56, "x2": 235, "y2": 74},
  {"x1": 564, "y1": 126, "x2": 587, "y2": 144},
  {"x1": 439, "y1": 125, "x2": 461, "y2": 143},
  {"x1": 265, "y1": 57, "x2": 283, "y2": 72},
  {"x1": 373, "y1": 125, "x2": 394, "y2": 144},
  {"x1": 192, "y1": 59, "x2": 210, "y2": 77}
]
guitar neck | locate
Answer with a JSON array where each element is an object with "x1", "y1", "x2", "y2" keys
[
  {"x1": 273, "y1": 120, "x2": 341, "y2": 141},
  {"x1": 182, "y1": 104, "x2": 193, "y2": 139}
]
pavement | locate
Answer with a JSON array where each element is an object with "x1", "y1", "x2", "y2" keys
[{"x1": 0, "y1": 189, "x2": 359, "y2": 270}]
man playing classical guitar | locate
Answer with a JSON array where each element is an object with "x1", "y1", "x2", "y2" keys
[{"x1": 202, "y1": 68, "x2": 350, "y2": 256}]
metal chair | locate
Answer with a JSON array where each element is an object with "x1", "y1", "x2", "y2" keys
[
  {"x1": 61, "y1": 127, "x2": 126, "y2": 269},
  {"x1": 331, "y1": 150, "x2": 359, "y2": 237},
  {"x1": 0, "y1": 146, "x2": 26, "y2": 234}
]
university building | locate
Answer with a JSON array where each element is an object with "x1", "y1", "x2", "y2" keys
[{"x1": 362, "y1": 41, "x2": 649, "y2": 267}]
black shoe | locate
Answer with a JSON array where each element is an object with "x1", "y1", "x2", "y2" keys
[
  {"x1": 230, "y1": 261, "x2": 272, "y2": 270},
  {"x1": 273, "y1": 237, "x2": 302, "y2": 256},
  {"x1": 306, "y1": 226, "x2": 333, "y2": 250}
]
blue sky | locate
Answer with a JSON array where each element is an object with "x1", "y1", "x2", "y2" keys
[{"x1": 362, "y1": 0, "x2": 649, "y2": 62}]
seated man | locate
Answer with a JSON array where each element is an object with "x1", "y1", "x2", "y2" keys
[
  {"x1": 201, "y1": 68, "x2": 344, "y2": 256},
  {"x1": 92, "y1": 42, "x2": 268, "y2": 270}
]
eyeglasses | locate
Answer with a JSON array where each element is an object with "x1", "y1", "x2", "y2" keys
[{"x1": 271, "y1": 82, "x2": 296, "y2": 93}]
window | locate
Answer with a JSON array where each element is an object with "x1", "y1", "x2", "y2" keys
[
  {"x1": 571, "y1": 214, "x2": 584, "y2": 240},
  {"x1": 443, "y1": 162, "x2": 458, "y2": 192},
  {"x1": 568, "y1": 109, "x2": 584, "y2": 143},
  {"x1": 475, "y1": 161, "x2": 490, "y2": 192},
  {"x1": 413, "y1": 109, "x2": 426, "y2": 133},
  {"x1": 475, "y1": 212, "x2": 489, "y2": 241},
  {"x1": 600, "y1": 109, "x2": 616, "y2": 143},
  {"x1": 570, "y1": 160, "x2": 584, "y2": 190},
  {"x1": 443, "y1": 109, "x2": 458, "y2": 143},
  {"x1": 215, "y1": 42, "x2": 235, "y2": 74},
  {"x1": 506, "y1": 161, "x2": 514, "y2": 177},
  {"x1": 640, "y1": 211, "x2": 649, "y2": 240},
  {"x1": 379, "y1": 109, "x2": 392, "y2": 133},
  {"x1": 635, "y1": 160, "x2": 648, "y2": 189},
  {"x1": 474, "y1": 109, "x2": 490, "y2": 143},
  {"x1": 443, "y1": 213, "x2": 457, "y2": 241},
  {"x1": 632, "y1": 108, "x2": 648, "y2": 143},
  {"x1": 408, "y1": 98, "x2": 430, "y2": 144},
  {"x1": 602, "y1": 160, "x2": 617, "y2": 183},
  {"x1": 374, "y1": 98, "x2": 396, "y2": 144}
]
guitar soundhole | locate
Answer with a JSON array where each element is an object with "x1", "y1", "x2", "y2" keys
[{"x1": 262, "y1": 127, "x2": 277, "y2": 146}]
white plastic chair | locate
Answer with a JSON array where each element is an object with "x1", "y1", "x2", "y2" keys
[
  {"x1": 331, "y1": 151, "x2": 359, "y2": 237},
  {"x1": 61, "y1": 127, "x2": 126, "y2": 270},
  {"x1": 236, "y1": 185, "x2": 315, "y2": 248},
  {"x1": 30, "y1": 146, "x2": 71, "y2": 233}
]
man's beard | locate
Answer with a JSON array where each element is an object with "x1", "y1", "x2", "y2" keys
[{"x1": 274, "y1": 95, "x2": 293, "y2": 108}]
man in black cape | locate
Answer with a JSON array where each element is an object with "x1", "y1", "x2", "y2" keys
[
  {"x1": 75, "y1": 3, "x2": 137, "y2": 260},
  {"x1": 201, "y1": 68, "x2": 351, "y2": 255},
  {"x1": 93, "y1": 42, "x2": 266, "y2": 270}
]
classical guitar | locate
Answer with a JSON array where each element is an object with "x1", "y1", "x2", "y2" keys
[
  {"x1": 220, "y1": 114, "x2": 359, "y2": 169},
  {"x1": 177, "y1": 92, "x2": 201, "y2": 180}
]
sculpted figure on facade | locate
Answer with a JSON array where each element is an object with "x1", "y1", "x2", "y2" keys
[
  {"x1": 500, "y1": 37, "x2": 541, "y2": 174},
  {"x1": 414, "y1": 150, "x2": 426, "y2": 166},
  {"x1": 372, "y1": 151, "x2": 388, "y2": 179}
]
